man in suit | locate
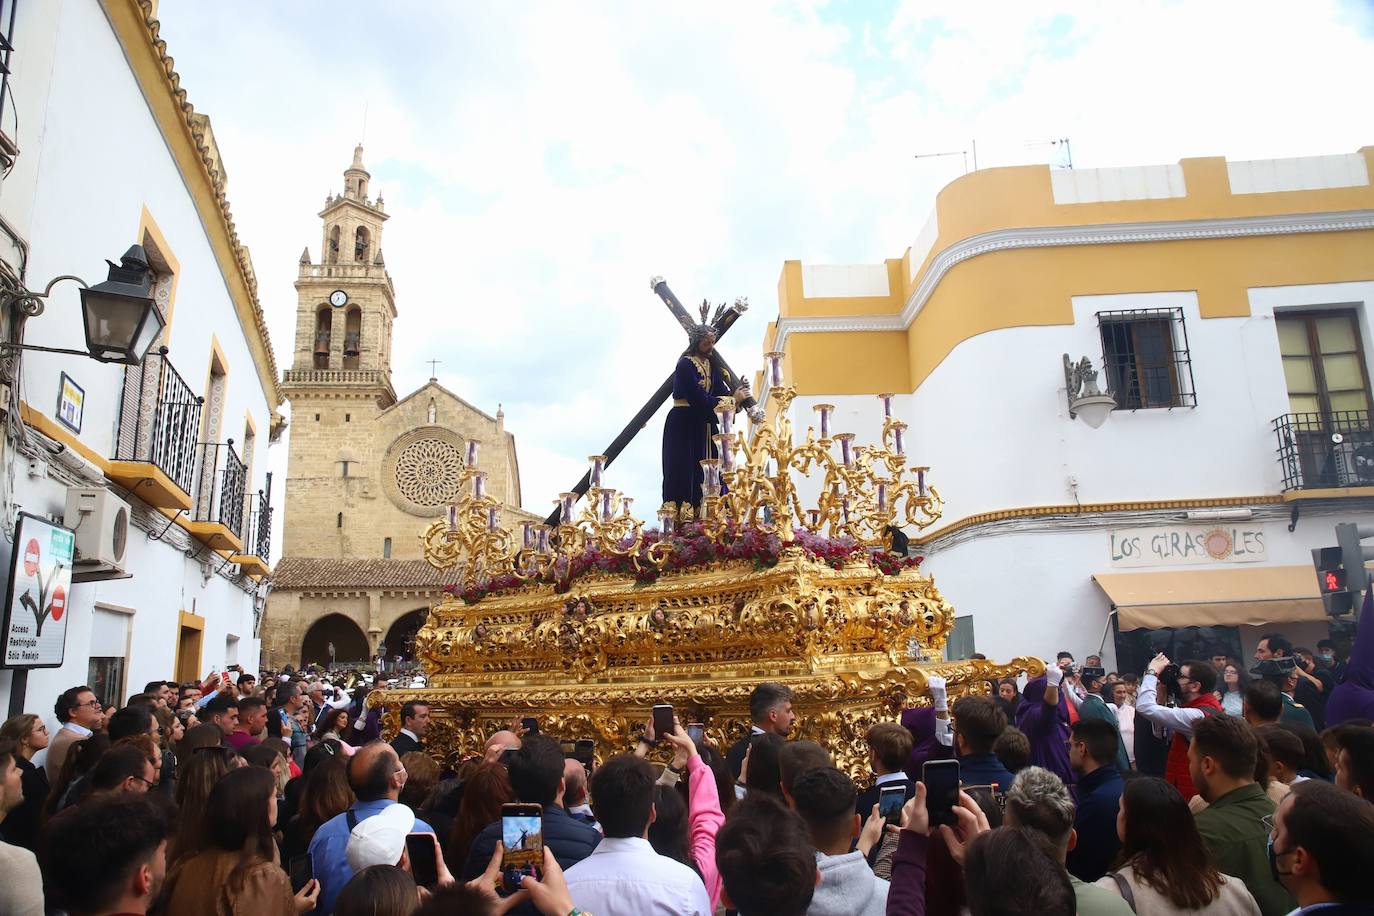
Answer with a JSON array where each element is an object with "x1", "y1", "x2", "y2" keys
[
  {"x1": 45, "y1": 685, "x2": 104, "y2": 780},
  {"x1": 855, "y1": 722, "x2": 914, "y2": 817},
  {"x1": 389, "y1": 701, "x2": 430, "y2": 757},
  {"x1": 727, "y1": 682, "x2": 796, "y2": 779}
]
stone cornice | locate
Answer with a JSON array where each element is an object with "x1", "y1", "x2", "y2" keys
[{"x1": 773, "y1": 209, "x2": 1374, "y2": 353}]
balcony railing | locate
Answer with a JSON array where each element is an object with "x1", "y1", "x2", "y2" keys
[
  {"x1": 243, "y1": 490, "x2": 273, "y2": 563},
  {"x1": 114, "y1": 348, "x2": 204, "y2": 498},
  {"x1": 194, "y1": 441, "x2": 247, "y2": 540},
  {"x1": 1273, "y1": 410, "x2": 1374, "y2": 491}
]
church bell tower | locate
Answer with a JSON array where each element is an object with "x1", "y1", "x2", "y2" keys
[{"x1": 286, "y1": 144, "x2": 397, "y2": 404}]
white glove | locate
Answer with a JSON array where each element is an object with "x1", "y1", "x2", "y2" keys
[
  {"x1": 927, "y1": 675, "x2": 948, "y2": 713},
  {"x1": 935, "y1": 716, "x2": 954, "y2": 747},
  {"x1": 1045, "y1": 665, "x2": 1065, "y2": 687}
]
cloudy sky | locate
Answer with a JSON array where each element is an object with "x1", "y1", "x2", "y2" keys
[{"x1": 157, "y1": 0, "x2": 1374, "y2": 519}]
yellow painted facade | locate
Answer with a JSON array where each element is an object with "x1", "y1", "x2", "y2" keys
[{"x1": 766, "y1": 148, "x2": 1374, "y2": 397}]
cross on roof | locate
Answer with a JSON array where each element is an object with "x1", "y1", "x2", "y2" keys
[{"x1": 426, "y1": 358, "x2": 440, "y2": 380}]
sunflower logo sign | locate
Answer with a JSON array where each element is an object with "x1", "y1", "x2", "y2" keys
[{"x1": 2, "y1": 513, "x2": 76, "y2": 668}]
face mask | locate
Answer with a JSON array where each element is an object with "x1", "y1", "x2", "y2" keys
[
  {"x1": 1319, "y1": 652, "x2": 1334, "y2": 662},
  {"x1": 1267, "y1": 836, "x2": 1293, "y2": 884}
]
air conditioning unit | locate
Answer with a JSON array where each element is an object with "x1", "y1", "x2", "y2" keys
[{"x1": 63, "y1": 487, "x2": 131, "y2": 582}]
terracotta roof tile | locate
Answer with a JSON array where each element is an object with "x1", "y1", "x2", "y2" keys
[{"x1": 273, "y1": 557, "x2": 451, "y2": 589}]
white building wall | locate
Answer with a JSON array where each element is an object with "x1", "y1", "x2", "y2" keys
[
  {"x1": 0, "y1": 2, "x2": 273, "y2": 720},
  {"x1": 776, "y1": 279, "x2": 1374, "y2": 668}
]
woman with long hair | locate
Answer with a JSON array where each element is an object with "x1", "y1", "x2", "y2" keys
[
  {"x1": 310, "y1": 708, "x2": 352, "y2": 748},
  {"x1": 154, "y1": 705, "x2": 182, "y2": 795},
  {"x1": 647, "y1": 783, "x2": 693, "y2": 867},
  {"x1": 0, "y1": 714, "x2": 49, "y2": 849},
  {"x1": 168, "y1": 745, "x2": 239, "y2": 864},
  {"x1": 161, "y1": 765, "x2": 320, "y2": 914},
  {"x1": 44, "y1": 731, "x2": 109, "y2": 818},
  {"x1": 1096, "y1": 777, "x2": 1260, "y2": 914},
  {"x1": 446, "y1": 762, "x2": 512, "y2": 870},
  {"x1": 283, "y1": 755, "x2": 354, "y2": 863},
  {"x1": 1218, "y1": 660, "x2": 1248, "y2": 717}
]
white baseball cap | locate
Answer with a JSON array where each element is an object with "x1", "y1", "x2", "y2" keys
[{"x1": 345, "y1": 803, "x2": 416, "y2": 872}]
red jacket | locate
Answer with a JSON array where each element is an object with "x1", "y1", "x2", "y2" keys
[{"x1": 1164, "y1": 692, "x2": 1223, "y2": 800}]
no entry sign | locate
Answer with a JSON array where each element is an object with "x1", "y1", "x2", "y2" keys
[{"x1": 2, "y1": 513, "x2": 76, "y2": 668}]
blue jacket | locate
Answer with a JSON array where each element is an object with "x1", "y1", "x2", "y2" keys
[
  {"x1": 459, "y1": 804, "x2": 600, "y2": 915},
  {"x1": 1065, "y1": 765, "x2": 1124, "y2": 882},
  {"x1": 956, "y1": 752, "x2": 1016, "y2": 792}
]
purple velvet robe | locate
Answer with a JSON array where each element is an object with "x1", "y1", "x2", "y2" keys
[
  {"x1": 1015, "y1": 675, "x2": 1075, "y2": 786},
  {"x1": 1327, "y1": 589, "x2": 1374, "y2": 726},
  {"x1": 662, "y1": 354, "x2": 732, "y2": 508}
]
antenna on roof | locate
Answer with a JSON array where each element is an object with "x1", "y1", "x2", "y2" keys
[{"x1": 914, "y1": 139, "x2": 978, "y2": 173}]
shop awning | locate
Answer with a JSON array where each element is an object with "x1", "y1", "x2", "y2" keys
[{"x1": 1092, "y1": 565, "x2": 1327, "y2": 631}]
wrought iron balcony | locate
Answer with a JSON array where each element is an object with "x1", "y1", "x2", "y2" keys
[
  {"x1": 232, "y1": 489, "x2": 273, "y2": 577},
  {"x1": 111, "y1": 348, "x2": 204, "y2": 510},
  {"x1": 188, "y1": 440, "x2": 247, "y2": 551},
  {"x1": 1273, "y1": 410, "x2": 1374, "y2": 491}
]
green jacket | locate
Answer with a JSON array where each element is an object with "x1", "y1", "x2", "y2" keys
[
  {"x1": 1078, "y1": 694, "x2": 1132, "y2": 774},
  {"x1": 1195, "y1": 783, "x2": 1295, "y2": 916},
  {"x1": 1280, "y1": 694, "x2": 1315, "y2": 730},
  {"x1": 1070, "y1": 876, "x2": 1134, "y2": 916}
]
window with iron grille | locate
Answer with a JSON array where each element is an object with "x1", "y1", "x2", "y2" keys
[{"x1": 1097, "y1": 307, "x2": 1196, "y2": 409}]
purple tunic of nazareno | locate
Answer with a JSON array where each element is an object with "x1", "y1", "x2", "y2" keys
[
  {"x1": 1328, "y1": 589, "x2": 1374, "y2": 726},
  {"x1": 1016, "y1": 675, "x2": 1075, "y2": 787}
]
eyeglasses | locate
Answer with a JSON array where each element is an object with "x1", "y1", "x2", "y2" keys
[{"x1": 74, "y1": 700, "x2": 103, "y2": 710}]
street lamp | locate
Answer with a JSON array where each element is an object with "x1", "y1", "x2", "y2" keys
[
  {"x1": 1, "y1": 245, "x2": 165, "y2": 367},
  {"x1": 1063, "y1": 354, "x2": 1116, "y2": 429}
]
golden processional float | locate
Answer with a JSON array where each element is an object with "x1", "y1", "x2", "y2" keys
[{"x1": 373, "y1": 353, "x2": 1043, "y2": 780}]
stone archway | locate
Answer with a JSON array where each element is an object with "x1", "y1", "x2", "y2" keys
[
  {"x1": 383, "y1": 609, "x2": 429, "y2": 662},
  {"x1": 301, "y1": 613, "x2": 369, "y2": 668}
]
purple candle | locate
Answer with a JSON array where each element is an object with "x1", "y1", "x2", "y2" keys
[
  {"x1": 600, "y1": 489, "x2": 614, "y2": 522},
  {"x1": 487, "y1": 506, "x2": 500, "y2": 532},
  {"x1": 560, "y1": 492, "x2": 577, "y2": 523},
  {"x1": 522, "y1": 521, "x2": 535, "y2": 549},
  {"x1": 879, "y1": 393, "x2": 893, "y2": 419},
  {"x1": 892, "y1": 422, "x2": 906, "y2": 456},
  {"x1": 447, "y1": 505, "x2": 459, "y2": 532},
  {"x1": 806, "y1": 509, "x2": 821, "y2": 528},
  {"x1": 876, "y1": 479, "x2": 889, "y2": 512},
  {"x1": 620, "y1": 496, "x2": 634, "y2": 518},
  {"x1": 918, "y1": 468, "x2": 926, "y2": 497},
  {"x1": 588, "y1": 455, "x2": 607, "y2": 488},
  {"x1": 718, "y1": 436, "x2": 734, "y2": 471},
  {"x1": 814, "y1": 404, "x2": 834, "y2": 439},
  {"x1": 472, "y1": 472, "x2": 487, "y2": 500},
  {"x1": 765, "y1": 351, "x2": 785, "y2": 388},
  {"x1": 836, "y1": 434, "x2": 854, "y2": 467},
  {"x1": 465, "y1": 439, "x2": 480, "y2": 465},
  {"x1": 537, "y1": 526, "x2": 551, "y2": 553}
]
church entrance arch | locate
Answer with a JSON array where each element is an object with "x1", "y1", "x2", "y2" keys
[
  {"x1": 301, "y1": 614, "x2": 368, "y2": 668},
  {"x1": 383, "y1": 609, "x2": 429, "y2": 662}
]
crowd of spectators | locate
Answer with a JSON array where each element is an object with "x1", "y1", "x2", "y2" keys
[{"x1": 0, "y1": 618, "x2": 1370, "y2": 916}]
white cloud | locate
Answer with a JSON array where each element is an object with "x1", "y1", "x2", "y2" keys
[{"x1": 156, "y1": 0, "x2": 1374, "y2": 529}]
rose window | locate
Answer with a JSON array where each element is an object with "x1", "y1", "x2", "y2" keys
[{"x1": 394, "y1": 438, "x2": 464, "y2": 507}]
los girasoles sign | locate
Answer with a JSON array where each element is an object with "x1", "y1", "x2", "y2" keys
[{"x1": 1, "y1": 513, "x2": 76, "y2": 668}]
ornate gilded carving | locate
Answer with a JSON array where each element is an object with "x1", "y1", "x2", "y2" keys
[{"x1": 374, "y1": 548, "x2": 1043, "y2": 780}]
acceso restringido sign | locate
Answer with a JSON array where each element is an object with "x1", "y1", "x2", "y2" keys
[{"x1": 1, "y1": 512, "x2": 76, "y2": 668}]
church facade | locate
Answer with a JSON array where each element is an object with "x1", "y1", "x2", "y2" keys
[{"x1": 261, "y1": 147, "x2": 531, "y2": 668}]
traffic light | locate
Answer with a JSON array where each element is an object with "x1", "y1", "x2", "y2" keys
[
  {"x1": 1312, "y1": 523, "x2": 1374, "y2": 616},
  {"x1": 1312, "y1": 545, "x2": 1353, "y2": 616}
]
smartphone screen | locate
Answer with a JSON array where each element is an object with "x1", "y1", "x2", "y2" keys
[
  {"x1": 405, "y1": 833, "x2": 439, "y2": 887},
  {"x1": 288, "y1": 853, "x2": 314, "y2": 894},
  {"x1": 521, "y1": 717, "x2": 540, "y2": 735},
  {"x1": 501, "y1": 804, "x2": 544, "y2": 891},
  {"x1": 686, "y1": 722, "x2": 705, "y2": 744},
  {"x1": 924, "y1": 759, "x2": 961, "y2": 828},
  {"x1": 652, "y1": 704, "x2": 674, "y2": 740},
  {"x1": 878, "y1": 784, "x2": 907, "y2": 826}
]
